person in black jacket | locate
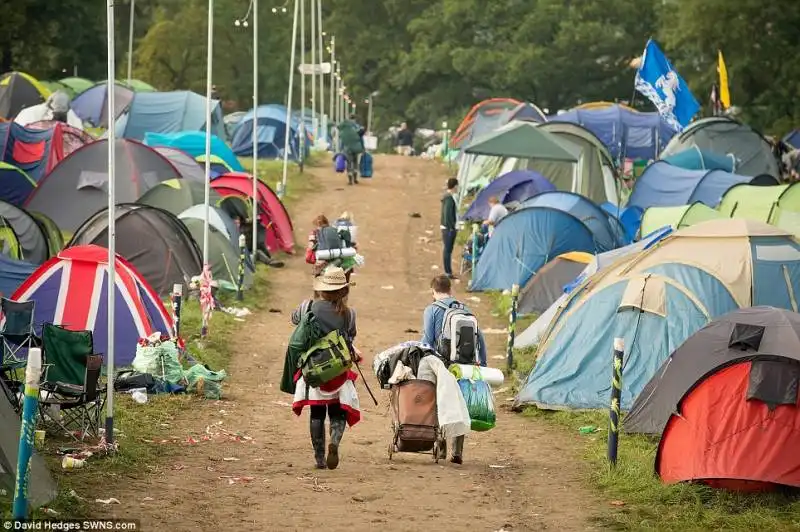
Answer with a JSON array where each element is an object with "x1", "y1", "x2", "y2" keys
[{"x1": 440, "y1": 178, "x2": 459, "y2": 279}]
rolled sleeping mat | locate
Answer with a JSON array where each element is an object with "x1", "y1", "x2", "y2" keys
[
  {"x1": 449, "y1": 364, "x2": 505, "y2": 388},
  {"x1": 315, "y1": 247, "x2": 357, "y2": 261}
]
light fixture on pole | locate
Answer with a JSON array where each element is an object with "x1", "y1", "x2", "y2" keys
[
  {"x1": 236, "y1": 0, "x2": 258, "y2": 260},
  {"x1": 201, "y1": 0, "x2": 214, "y2": 337},
  {"x1": 280, "y1": 0, "x2": 300, "y2": 195},
  {"x1": 127, "y1": 0, "x2": 135, "y2": 85},
  {"x1": 105, "y1": 0, "x2": 118, "y2": 445},
  {"x1": 329, "y1": 36, "x2": 335, "y2": 127}
]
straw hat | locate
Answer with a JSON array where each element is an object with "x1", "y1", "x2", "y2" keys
[{"x1": 313, "y1": 266, "x2": 349, "y2": 292}]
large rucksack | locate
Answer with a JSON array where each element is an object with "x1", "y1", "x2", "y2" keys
[
  {"x1": 433, "y1": 300, "x2": 479, "y2": 365},
  {"x1": 298, "y1": 311, "x2": 354, "y2": 388}
]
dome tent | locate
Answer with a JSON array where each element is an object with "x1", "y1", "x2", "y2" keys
[
  {"x1": 231, "y1": 104, "x2": 304, "y2": 160},
  {"x1": 518, "y1": 252, "x2": 594, "y2": 316},
  {"x1": 462, "y1": 169, "x2": 555, "y2": 221},
  {"x1": 639, "y1": 202, "x2": 726, "y2": 236}
]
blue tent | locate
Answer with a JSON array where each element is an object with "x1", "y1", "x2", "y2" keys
[
  {"x1": 550, "y1": 105, "x2": 676, "y2": 161},
  {"x1": 0, "y1": 253, "x2": 36, "y2": 296},
  {"x1": 463, "y1": 170, "x2": 554, "y2": 221},
  {"x1": 661, "y1": 146, "x2": 736, "y2": 172},
  {"x1": 515, "y1": 220, "x2": 800, "y2": 411},
  {"x1": 231, "y1": 105, "x2": 306, "y2": 160},
  {"x1": 521, "y1": 191, "x2": 624, "y2": 252},
  {"x1": 470, "y1": 207, "x2": 597, "y2": 291},
  {"x1": 144, "y1": 132, "x2": 243, "y2": 172},
  {"x1": 784, "y1": 130, "x2": 800, "y2": 149},
  {"x1": 601, "y1": 203, "x2": 643, "y2": 244},
  {"x1": 117, "y1": 91, "x2": 225, "y2": 141},
  {"x1": 628, "y1": 161, "x2": 776, "y2": 210},
  {"x1": 71, "y1": 82, "x2": 135, "y2": 128}
]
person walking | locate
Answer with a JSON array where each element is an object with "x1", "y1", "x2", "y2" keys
[
  {"x1": 421, "y1": 274, "x2": 487, "y2": 464},
  {"x1": 336, "y1": 115, "x2": 365, "y2": 185},
  {"x1": 281, "y1": 267, "x2": 361, "y2": 470},
  {"x1": 396, "y1": 122, "x2": 413, "y2": 156},
  {"x1": 441, "y1": 178, "x2": 459, "y2": 279},
  {"x1": 306, "y1": 214, "x2": 358, "y2": 281}
]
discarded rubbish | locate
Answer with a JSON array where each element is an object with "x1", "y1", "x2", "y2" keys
[
  {"x1": 142, "y1": 497, "x2": 154, "y2": 502},
  {"x1": 61, "y1": 456, "x2": 86, "y2": 469},
  {"x1": 222, "y1": 457, "x2": 240, "y2": 462},
  {"x1": 95, "y1": 498, "x2": 121, "y2": 505},
  {"x1": 131, "y1": 389, "x2": 148, "y2": 404},
  {"x1": 579, "y1": 426, "x2": 599, "y2": 434},
  {"x1": 219, "y1": 475, "x2": 255, "y2": 485},
  {"x1": 381, "y1": 285, "x2": 394, "y2": 290},
  {"x1": 488, "y1": 465, "x2": 507, "y2": 469}
]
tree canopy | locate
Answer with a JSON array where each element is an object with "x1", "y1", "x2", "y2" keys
[{"x1": 3, "y1": 0, "x2": 798, "y2": 135}]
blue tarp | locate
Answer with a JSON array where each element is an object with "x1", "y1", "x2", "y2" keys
[
  {"x1": 521, "y1": 191, "x2": 624, "y2": 252},
  {"x1": 463, "y1": 170, "x2": 555, "y2": 221},
  {"x1": 628, "y1": 161, "x2": 758, "y2": 210},
  {"x1": 601, "y1": 203, "x2": 644, "y2": 244},
  {"x1": 470, "y1": 207, "x2": 596, "y2": 291},
  {"x1": 231, "y1": 105, "x2": 306, "y2": 160},
  {"x1": 0, "y1": 253, "x2": 36, "y2": 296},
  {"x1": 144, "y1": 132, "x2": 243, "y2": 172},
  {"x1": 550, "y1": 105, "x2": 676, "y2": 161},
  {"x1": 662, "y1": 146, "x2": 736, "y2": 172},
  {"x1": 118, "y1": 91, "x2": 225, "y2": 141}
]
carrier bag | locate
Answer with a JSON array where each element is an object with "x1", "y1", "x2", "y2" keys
[
  {"x1": 434, "y1": 300, "x2": 480, "y2": 364},
  {"x1": 298, "y1": 326, "x2": 353, "y2": 388},
  {"x1": 359, "y1": 152, "x2": 373, "y2": 178},
  {"x1": 458, "y1": 367, "x2": 496, "y2": 431},
  {"x1": 334, "y1": 153, "x2": 347, "y2": 173}
]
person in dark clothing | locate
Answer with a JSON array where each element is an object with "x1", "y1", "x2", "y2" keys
[
  {"x1": 441, "y1": 178, "x2": 459, "y2": 279},
  {"x1": 235, "y1": 216, "x2": 284, "y2": 268},
  {"x1": 396, "y1": 122, "x2": 414, "y2": 156},
  {"x1": 337, "y1": 115, "x2": 365, "y2": 185}
]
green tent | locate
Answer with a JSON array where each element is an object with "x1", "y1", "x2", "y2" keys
[
  {"x1": 30, "y1": 212, "x2": 65, "y2": 258},
  {"x1": 718, "y1": 184, "x2": 789, "y2": 222},
  {"x1": 640, "y1": 203, "x2": 726, "y2": 236},
  {"x1": 58, "y1": 77, "x2": 94, "y2": 96},
  {"x1": 464, "y1": 121, "x2": 578, "y2": 162},
  {"x1": 127, "y1": 79, "x2": 156, "y2": 92},
  {"x1": 181, "y1": 218, "x2": 252, "y2": 291}
]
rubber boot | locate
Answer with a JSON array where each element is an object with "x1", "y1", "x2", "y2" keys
[
  {"x1": 310, "y1": 417, "x2": 326, "y2": 469},
  {"x1": 450, "y1": 435, "x2": 464, "y2": 465},
  {"x1": 327, "y1": 416, "x2": 346, "y2": 470},
  {"x1": 347, "y1": 172, "x2": 354, "y2": 186}
]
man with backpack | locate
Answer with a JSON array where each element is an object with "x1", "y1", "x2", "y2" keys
[
  {"x1": 336, "y1": 114, "x2": 365, "y2": 185},
  {"x1": 421, "y1": 274, "x2": 487, "y2": 464}
]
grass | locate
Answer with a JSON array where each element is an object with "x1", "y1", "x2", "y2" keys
[{"x1": 15, "y1": 156, "x2": 319, "y2": 518}]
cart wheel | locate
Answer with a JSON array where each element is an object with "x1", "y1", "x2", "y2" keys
[
  {"x1": 433, "y1": 441, "x2": 440, "y2": 464},
  {"x1": 388, "y1": 442, "x2": 394, "y2": 460}
]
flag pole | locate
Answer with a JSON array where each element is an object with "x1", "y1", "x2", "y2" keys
[
  {"x1": 251, "y1": 0, "x2": 258, "y2": 260},
  {"x1": 104, "y1": 0, "x2": 117, "y2": 445},
  {"x1": 317, "y1": 0, "x2": 325, "y2": 144},
  {"x1": 280, "y1": 0, "x2": 299, "y2": 194},
  {"x1": 201, "y1": 0, "x2": 214, "y2": 337},
  {"x1": 310, "y1": 0, "x2": 317, "y2": 141},
  {"x1": 299, "y1": 0, "x2": 306, "y2": 164}
]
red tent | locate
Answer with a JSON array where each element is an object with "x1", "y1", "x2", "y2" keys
[{"x1": 211, "y1": 172, "x2": 294, "y2": 254}]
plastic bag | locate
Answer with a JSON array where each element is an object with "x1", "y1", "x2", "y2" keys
[
  {"x1": 457, "y1": 367, "x2": 496, "y2": 431},
  {"x1": 132, "y1": 341, "x2": 185, "y2": 384},
  {"x1": 184, "y1": 364, "x2": 228, "y2": 399}
]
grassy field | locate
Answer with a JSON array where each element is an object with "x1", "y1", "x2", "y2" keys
[
  {"x1": 13, "y1": 156, "x2": 319, "y2": 518},
  {"x1": 497, "y1": 299, "x2": 800, "y2": 531}
]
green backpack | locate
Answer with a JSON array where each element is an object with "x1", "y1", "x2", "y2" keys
[{"x1": 298, "y1": 313, "x2": 353, "y2": 388}]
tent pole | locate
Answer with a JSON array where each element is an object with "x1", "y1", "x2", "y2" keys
[
  {"x1": 251, "y1": 0, "x2": 258, "y2": 260},
  {"x1": 281, "y1": 0, "x2": 299, "y2": 193},
  {"x1": 105, "y1": 0, "x2": 117, "y2": 446},
  {"x1": 201, "y1": 0, "x2": 214, "y2": 337}
]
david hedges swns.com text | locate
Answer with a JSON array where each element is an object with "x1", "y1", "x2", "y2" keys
[{"x1": 3, "y1": 521, "x2": 139, "y2": 531}]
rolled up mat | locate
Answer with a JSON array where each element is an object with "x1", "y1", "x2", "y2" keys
[
  {"x1": 449, "y1": 364, "x2": 505, "y2": 388},
  {"x1": 315, "y1": 247, "x2": 357, "y2": 260}
]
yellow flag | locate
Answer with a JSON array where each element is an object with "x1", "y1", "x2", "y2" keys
[{"x1": 718, "y1": 50, "x2": 731, "y2": 108}]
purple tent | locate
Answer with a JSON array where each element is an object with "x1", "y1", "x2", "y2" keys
[
  {"x1": 463, "y1": 170, "x2": 555, "y2": 221},
  {"x1": 71, "y1": 82, "x2": 134, "y2": 128}
]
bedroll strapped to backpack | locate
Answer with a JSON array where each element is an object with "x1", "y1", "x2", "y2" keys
[{"x1": 434, "y1": 300, "x2": 479, "y2": 365}]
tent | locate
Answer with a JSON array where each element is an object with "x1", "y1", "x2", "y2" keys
[
  {"x1": 231, "y1": 104, "x2": 304, "y2": 160},
  {"x1": 0, "y1": 121, "x2": 67, "y2": 184},
  {"x1": 660, "y1": 117, "x2": 780, "y2": 178},
  {"x1": 784, "y1": 130, "x2": 800, "y2": 150},
  {"x1": 11, "y1": 245, "x2": 174, "y2": 366},
  {"x1": 520, "y1": 191, "x2": 625, "y2": 252},
  {"x1": 152, "y1": 147, "x2": 205, "y2": 182},
  {"x1": 550, "y1": 104, "x2": 676, "y2": 160},
  {"x1": 0, "y1": 253, "x2": 37, "y2": 297},
  {"x1": 462, "y1": 169, "x2": 555, "y2": 221},
  {"x1": 144, "y1": 131, "x2": 243, "y2": 172},
  {"x1": 14, "y1": 101, "x2": 84, "y2": 130},
  {"x1": 626, "y1": 307, "x2": 800, "y2": 491},
  {"x1": 224, "y1": 111, "x2": 247, "y2": 141},
  {"x1": 117, "y1": 91, "x2": 225, "y2": 141},
  {"x1": 211, "y1": 172, "x2": 294, "y2": 253},
  {"x1": 661, "y1": 146, "x2": 736, "y2": 172},
  {"x1": 0, "y1": 215, "x2": 22, "y2": 260},
  {"x1": 502, "y1": 102, "x2": 548, "y2": 124},
  {"x1": 25, "y1": 139, "x2": 180, "y2": 232},
  {"x1": 181, "y1": 218, "x2": 253, "y2": 291},
  {"x1": 58, "y1": 77, "x2": 94, "y2": 96},
  {"x1": 197, "y1": 154, "x2": 233, "y2": 177},
  {"x1": 515, "y1": 227, "x2": 674, "y2": 349},
  {"x1": 601, "y1": 203, "x2": 643, "y2": 244},
  {"x1": 639, "y1": 203, "x2": 726, "y2": 236},
  {"x1": 470, "y1": 206, "x2": 597, "y2": 291},
  {"x1": 30, "y1": 211, "x2": 64, "y2": 258},
  {"x1": 127, "y1": 79, "x2": 156, "y2": 92},
  {"x1": 69, "y1": 204, "x2": 203, "y2": 296},
  {"x1": 628, "y1": 161, "x2": 777, "y2": 210},
  {"x1": 515, "y1": 219, "x2": 800, "y2": 411},
  {"x1": 26, "y1": 121, "x2": 94, "y2": 158},
  {"x1": 179, "y1": 204, "x2": 238, "y2": 243},
  {"x1": 0, "y1": 200, "x2": 49, "y2": 264},
  {"x1": 137, "y1": 178, "x2": 224, "y2": 213},
  {"x1": 465, "y1": 121, "x2": 578, "y2": 162},
  {"x1": 452, "y1": 98, "x2": 520, "y2": 149},
  {"x1": 71, "y1": 81, "x2": 135, "y2": 128},
  {"x1": 518, "y1": 252, "x2": 594, "y2": 316},
  {"x1": 0, "y1": 162, "x2": 36, "y2": 206},
  {"x1": 0, "y1": 72, "x2": 50, "y2": 119}
]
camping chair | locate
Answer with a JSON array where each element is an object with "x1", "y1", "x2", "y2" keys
[
  {"x1": 460, "y1": 229, "x2": 489, "y2": 276},
  {"x1": 38, "y1": 324, "x2": 103, "y2": 441},
  {"x1": 0, "y1": 298, "x2": 39, "y2": 411}
]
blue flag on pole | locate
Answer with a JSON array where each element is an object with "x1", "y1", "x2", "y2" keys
[{"x1": 634, "y1": 39, "x2": 699, "y2": 131}]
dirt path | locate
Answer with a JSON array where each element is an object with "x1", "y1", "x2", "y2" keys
[{"x1": 105, "y1": 156, "x2": 602, "y2": 531}]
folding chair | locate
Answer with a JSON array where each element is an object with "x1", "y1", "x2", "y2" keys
[
  {"x1": 0, "y1": 298, "x2": 39, "y2": 412},
  {"x1": 38, "y1": 324, "x2": 104, "y2": 441}
]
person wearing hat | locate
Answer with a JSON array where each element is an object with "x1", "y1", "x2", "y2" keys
[{"x1": 281, "y1": 266, "x2": 362, "y2": 470}]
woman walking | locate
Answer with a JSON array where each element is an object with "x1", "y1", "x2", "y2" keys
[
  {"x1": 281, "y1": 267, "x2": 361, "y2": 469},
  {"x1": 306, "y1": 214, "x2": 357, "y2": 281}
]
